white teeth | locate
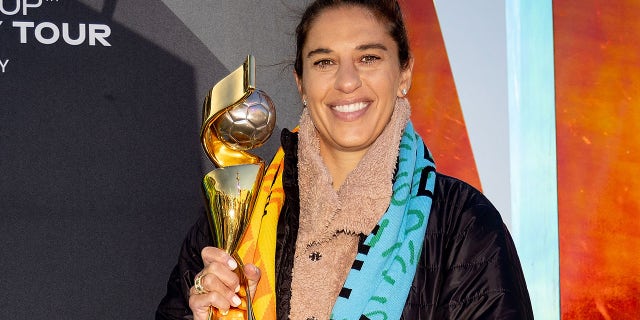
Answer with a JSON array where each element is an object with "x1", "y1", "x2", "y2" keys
[{"x1": 334, "y1": 102, "x2": 367, "y2": 113}]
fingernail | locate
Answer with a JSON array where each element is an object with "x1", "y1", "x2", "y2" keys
[
  {"x1": 232, "y1": 295, "x2": 242, "y2": 307},
  {"x1": 235, "y1": 284, "x2": 240, "y2": 293},
  {"x1": 227, "y1": 258, "x2": 238, "y2": 270}
]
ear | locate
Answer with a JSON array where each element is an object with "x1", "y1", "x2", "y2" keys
[
  {"x1": 397, "y1": 56, "x2": 414, "y2": 97},
  {"x1": 294, "y1": 70, "x2": 304, "y2": 99}
]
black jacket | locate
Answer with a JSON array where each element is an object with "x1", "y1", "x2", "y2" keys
[{"x1": 156, "y1": 130, "x2": 534, "y2": 319}]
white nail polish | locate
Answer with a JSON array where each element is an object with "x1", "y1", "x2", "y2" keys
[
  {"x1": 227, "y1": 259, "x2": 238, "y2": 270},
  {"x1": 232, "y1": 295, "x2": 241, "y2": 307},
  {"x1": 235, "y1": 284, "x2": 240, "y2": 293}
]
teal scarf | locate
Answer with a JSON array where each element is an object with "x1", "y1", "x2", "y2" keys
[{"x1": 331, "y1": 122, "x2": 436, "y2": 320}]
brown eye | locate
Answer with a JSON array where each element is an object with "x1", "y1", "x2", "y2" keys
[
  {"x1": 314, "y1": 59, "x2": 334, "y2": 69},
  {"x1": 361, "y1": 55, "x2": 380, "y2": 64}
]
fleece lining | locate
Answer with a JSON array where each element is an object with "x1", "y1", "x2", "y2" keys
[{"x1": 288, "y1": 98, "x2": 411, "y2": 320}]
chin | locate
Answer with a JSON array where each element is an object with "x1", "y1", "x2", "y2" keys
[{"x1": 335, "y1": 137, "x2": 373, "y2": 151}]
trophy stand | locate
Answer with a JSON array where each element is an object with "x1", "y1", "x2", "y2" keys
[{"x1": 200, "y1": 55, "x2": 276, "y2": 320}]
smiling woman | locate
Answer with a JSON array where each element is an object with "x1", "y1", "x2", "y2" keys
[
  {"x1": 157, "y1": 1, "x2": 534, "y2": 319},
  {"x1": 294, "y1": 5, "x2": 413, "y2": 189}
]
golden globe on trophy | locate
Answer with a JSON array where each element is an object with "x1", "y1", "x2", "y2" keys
[{"x1": 200, "y1": 55, "x2": 276, "y2": 320}]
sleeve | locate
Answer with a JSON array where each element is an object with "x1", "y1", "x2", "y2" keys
[
  {"x1": 156, "y1": 210, "x2": 212, "y2": 320},
  {"x1": 434, "y1": 182, "x2": 534, "y2": 319}
]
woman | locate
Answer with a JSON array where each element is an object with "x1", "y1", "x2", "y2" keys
[{"x1": 157, "y1": 0, "x2": 533, "y2": 319}]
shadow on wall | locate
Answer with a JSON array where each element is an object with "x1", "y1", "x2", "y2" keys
[{"x1": 0, "y1": 1, "x2": 226, "y2": 318}]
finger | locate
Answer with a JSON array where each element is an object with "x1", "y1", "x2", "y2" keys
[
  {"x1": 201, "y1": 247, "x2": 238, "y2": 270},
  {"x1": 242, "y1": 264, "x2": 261, "y2": 299},
  {"x1": 189, "y1": 290, "x2": 239, "y2": 320},
  {"x1": 199, "y1": 248, "x2": 242, "y2": 293},
  {"x1": 244, "y1": 263, "x2": 261, "y2": 283},
  {"x1": 189, "y1": 284, "x2": 237, "y2": 307},
  {"x1": 196, "y1": 270, "x2": 241, "y2": 300}
]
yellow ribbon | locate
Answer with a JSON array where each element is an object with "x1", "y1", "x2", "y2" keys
[{"x1": 237, "y1": 146, "x2": 286, "y2": 320}]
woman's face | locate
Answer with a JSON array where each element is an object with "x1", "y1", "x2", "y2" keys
[{"x1": 295, "y1": 5, "x2": 413, "y2": 156}]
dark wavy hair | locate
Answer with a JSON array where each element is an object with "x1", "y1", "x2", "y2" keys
[{"x1": 294, "y1": 0, "x2": 411, "y2": 77}]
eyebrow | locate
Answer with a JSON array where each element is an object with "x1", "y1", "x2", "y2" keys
[
  {"x1": 307, "y1": 48, "x2": 332, "y2": 58},
  {"x1": 356, "y1": 43, "x2": 388, "y2": 51},
  {"x1": 306, "y1": 43, "x2": 389, "y2": 58}
]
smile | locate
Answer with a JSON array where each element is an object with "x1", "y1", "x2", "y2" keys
[{"x1": 333, "y1": 102, "x2": 368, "y2": 113}]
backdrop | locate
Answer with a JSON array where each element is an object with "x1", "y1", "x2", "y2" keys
[
  {"x1": 3, "y1": 0, "x2": 638, "y2": 319},
  {"x1": 1, "y1": 1, "x2": 301, "y2": 318},
  {"x1": 555, "y1": 0, "x2": 640, "y2": 317}
]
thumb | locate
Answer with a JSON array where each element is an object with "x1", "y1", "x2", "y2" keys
[{"x1": 243, "y1": 264, "x2": 261, "y2": 298}]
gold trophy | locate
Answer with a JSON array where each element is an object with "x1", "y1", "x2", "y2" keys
[{"x1": 200, "y1": 55, "x2": 276, "y2": 320}]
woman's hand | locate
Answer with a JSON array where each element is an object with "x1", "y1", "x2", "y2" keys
[{"x1": 188, "y1": 246, "x2": 261, "y2": 319}]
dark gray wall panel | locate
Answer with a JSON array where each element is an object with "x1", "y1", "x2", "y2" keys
[{"x1": 0, "y1": 0, "x2": 300, "y2": 318}]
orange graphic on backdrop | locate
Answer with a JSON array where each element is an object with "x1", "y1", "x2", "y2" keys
[
  {"x1": 555, "y1": 0, "x2": 640, "y2": 318},
  {"x1": 400, "y1": 0, "x2": 481, "y2": 190}
]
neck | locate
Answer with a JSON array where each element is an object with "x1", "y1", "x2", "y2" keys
[{"x1": 319, "y1": 145, "x2": 367, "y2": 191}]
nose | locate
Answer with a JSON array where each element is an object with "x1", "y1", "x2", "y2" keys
[{"x1": 334, "y1": 61, "x2": 362, "y2": 93}]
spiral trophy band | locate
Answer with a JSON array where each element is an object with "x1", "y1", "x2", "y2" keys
[{"x1": 200, "y1": 55, "x2": 276, "y2": 320}]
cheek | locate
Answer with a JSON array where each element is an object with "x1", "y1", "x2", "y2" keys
[
  {"x1": 303, "y1": 74, "x2": 332, "y2": 99},
  {"x1": 370, "y1": 70, "x2": 401, "y2": 94}
]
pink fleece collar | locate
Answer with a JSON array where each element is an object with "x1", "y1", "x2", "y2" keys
[{"x1": 296, "y1": 98, "x2": 412, "y2": 250}]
